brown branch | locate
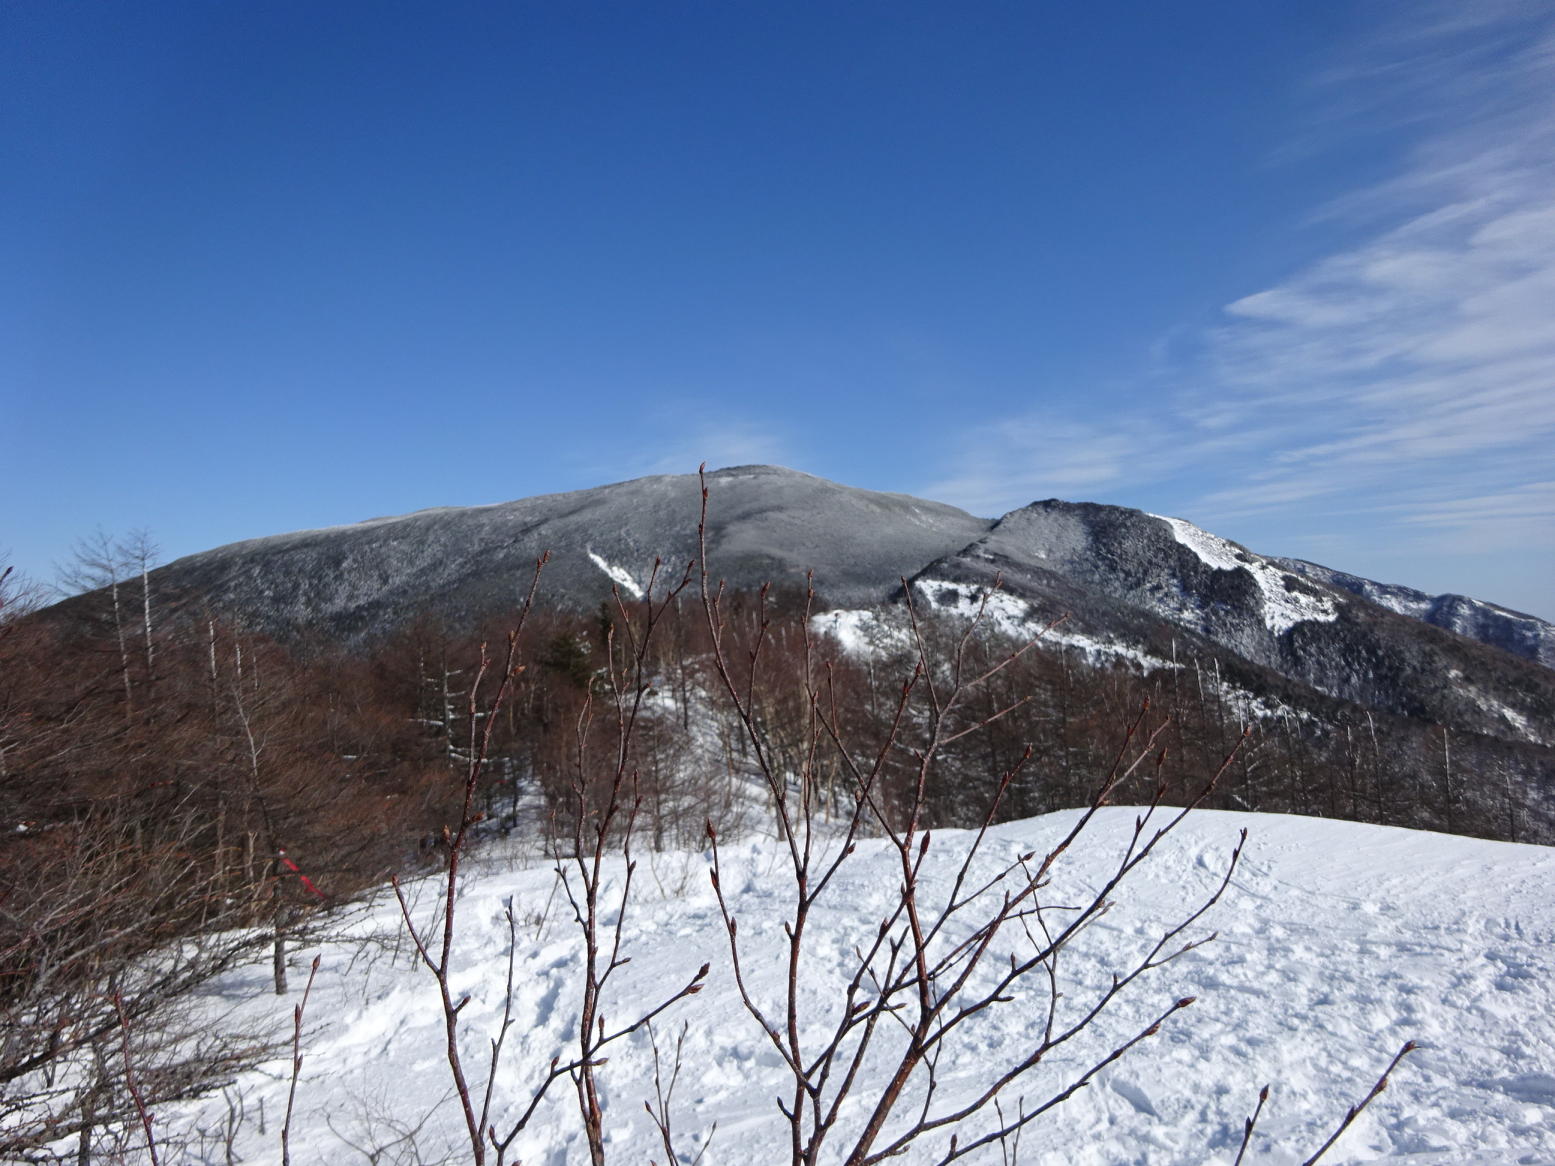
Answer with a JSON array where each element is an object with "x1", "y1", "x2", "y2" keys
[
  {"x1": 1233, "y1": 1084, "x2": 1269, "y2": 1166},
  {"x1": 112, "y1": 990, "x2": 160, "y2": 1166},
  {"x1": 1300, "y1": 1041, "x2": 1416, "y2": 1166},
  {"x1": 280, "y1": 953, "x2": 321, "y2": 1166}
]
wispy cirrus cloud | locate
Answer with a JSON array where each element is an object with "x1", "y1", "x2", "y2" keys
[
  {"x1": 929, "y1": 4, "x2": 1555, "y2": 613},
  {"x1": 1208, "y1": 176, "x2": 1555, "y2": 473},
  {"x1": 1396, "y1": 481, "x2": 1555, "y2": 554},
  {"x1": 641, "y1": 419, "x2": 793, "y2": 477},
  {"x1": 1404, "y1": 481, "x2": 1555, "y2": 527},
  {"x1": 1198, "y1": 5, "x2": 1555, "y2": 505},
  {"x1": 923, "y1": 419, "x2": 1153, "y2": 516}
]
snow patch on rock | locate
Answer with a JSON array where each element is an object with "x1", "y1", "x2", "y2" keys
[
  {"x1": 913, "y1": 578, "x2": 1175, "y2": 670},
  {"x1": 587, "y1": 551, "x2": 644, "y2": 599},
  {"x1": 1469, "y1": 689, "x2": 1544, "y2": 744},
  {"x1": 810, "y1": 608, "x2": 913, "y2": 657},
  {"x1": 810, "y1": 581, "x2": 1174, "y2": 673},
  {"x1": 1152, "y1": 516, "x2": 1338, "y2": 635},
  {"x1": 912, "y1": 578, "x2": 1043, "y2": 640}
]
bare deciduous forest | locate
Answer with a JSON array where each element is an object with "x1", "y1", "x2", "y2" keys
[{"x1": 0, "y1": 510, "x2": 1539, "y2": 1161}]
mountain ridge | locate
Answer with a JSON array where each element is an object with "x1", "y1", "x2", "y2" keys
[
  {"x1": 43, "y1": 466, "x2": 1554, "y2": 750},
  {"x1": 1273, "y1": 555, "x2": 1555, "y2": 668}
]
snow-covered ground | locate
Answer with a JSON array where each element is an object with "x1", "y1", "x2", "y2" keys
[{"x1": 162, "y1": 810, "x2": 1554, "y2": 1165}]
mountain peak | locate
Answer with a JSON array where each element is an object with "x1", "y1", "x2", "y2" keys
[{"x1": 42, "y1": 470, "x2": 1554, "y2": 751}]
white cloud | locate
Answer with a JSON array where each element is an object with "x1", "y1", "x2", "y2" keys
[
  {"x1": 923, "y1": 420, "x2": 1151, "y2": 515},
  {"x1": 1206, "y1": 161, "x2": 1555, "y2": 526},
  {"x1": 1403, "y1": 481, "x2": 1555, "y2": 527},
  {"x1": 638, "y1": 420, "x2": 793, "y2": 478}
]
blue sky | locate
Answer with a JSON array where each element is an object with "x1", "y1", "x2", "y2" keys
[{"x1": 5, "y1": 1, "x2": 1552, "y2": 619}]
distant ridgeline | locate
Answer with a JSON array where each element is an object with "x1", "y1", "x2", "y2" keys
[{"x1": 32, "y1": 465, "x2": 1555, "y2": 844}]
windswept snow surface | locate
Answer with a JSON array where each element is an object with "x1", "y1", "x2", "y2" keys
[
  {"x1": 169, "y1": 812, "x2": 1553, "y2": 1165},
  {"x1": 1153, "y1": 516, "x2": 1339, "y2": 635}
]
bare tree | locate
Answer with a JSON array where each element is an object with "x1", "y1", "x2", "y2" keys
[
  {"x1": 547, "y1": 559, "x2": 709, "y2": 1166},
  {"x1": 123, "y1": 528, "x2": 160, "y2": 677},
  {"x1": 388, "y1": 559, "x2": 600, "y2": 1166},
  {"x1": 0, "y1": 563, "x2": 42, "y2": 785},
  {"x1": 644, "y1": 1021, "x2": 714, "y2": 1166},
  {"x1": 392, "y1": 611, "x2": 538, "y2": 1166},
  {"x1": 392, "y1": 555, "x2": 714, "y2": 1166},
  {"x1": 0, "y1": 799, "x2": 279, "y2": 1158},
  {"x1": 58, "y1": 530, "x2": 138, "y2": 715},
  {"x1": 695, "y1": 466, "x2": 1249, "y2": 1164}
]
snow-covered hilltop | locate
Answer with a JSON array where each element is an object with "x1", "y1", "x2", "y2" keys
[
  {"x1": 46, "y1": 467, "x2": 1554, "y2": 752},
  {"x1": 901, "y1": 497, "x2": 1553, "y2": 748},
  {"x1": 166, "y1": 809, "x2": 1555, "y2": 1165}
]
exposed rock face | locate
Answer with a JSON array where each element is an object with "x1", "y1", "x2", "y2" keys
[
  {"x1": 915, "y1": 500, "x2": 1340, "y2": 657},
  {"x1": 47, "y1": 466, "x2": 1553, "y2": 747}
]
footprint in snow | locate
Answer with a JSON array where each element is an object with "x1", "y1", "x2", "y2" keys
[
  {"x1": 1481, "y1": 1073, "x2": 1555, "y2": 1105},
  {"x1": 1109, "y1": 1076, "x2": 1159, "y2": 1117}
]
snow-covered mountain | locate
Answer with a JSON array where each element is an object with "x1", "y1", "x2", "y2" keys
[
  {"x1": 1274, "y1": 557, "x2": 1555, "y2": 669},
  {"x1": 906, "y1": 497, "x2": 1554, "y2": 747},
  {"x1": 50, "y1": 466, "x2": 1554, "y2": 748},
  {"x1": 123, "y1": 465, "x2": 989, "y2": 644}
]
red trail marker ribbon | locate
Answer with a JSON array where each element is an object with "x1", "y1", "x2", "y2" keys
[{"x1": 276, "y1": 849, "x2": 326, "y2": 899}]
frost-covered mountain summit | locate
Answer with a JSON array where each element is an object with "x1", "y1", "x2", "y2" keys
[
  {"x1": 141, "y1": 465, "x2": 989, "y2": 643},
  {"x1": 64, "y1": 465, "x2": 1554, "y2": 745},
  {"x1": 902, "y1": 496, "x2": 1554, "y2": 745}
]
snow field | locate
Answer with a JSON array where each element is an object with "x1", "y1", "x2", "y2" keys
[{"x1": 168, "y1": 810, "x2": 1555, "y2": 1165}]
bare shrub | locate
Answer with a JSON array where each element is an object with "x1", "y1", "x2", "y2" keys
[
  {"x1": 694, "y1": 467, "x2": 1251, "y2": 1163},
  {"x1": 391, "y1": 557, "x2": 708, "y2": 1166}
]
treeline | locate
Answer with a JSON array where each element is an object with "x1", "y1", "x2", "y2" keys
[
  {"x1": 6, "y1": 557, "x2": 1549, "y2": 908},
  {"x1": 0, "y1": 549, "x2": 495, "y2": 1156},
  {"x1": 884, "y1": 611, "x2": 1549, "y2": 844}
]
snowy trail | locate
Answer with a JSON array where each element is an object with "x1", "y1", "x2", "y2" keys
[{"x1": 166, "y1": 810, "x2": 1555, "y2": 1165}]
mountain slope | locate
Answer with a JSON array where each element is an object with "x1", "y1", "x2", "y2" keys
[
  {"x1": 133, "y1": 466, "x2": 991, "y2": 644},
  {"x1": 45, "y1": 467, "x2": 1553, "y2": 750},
  {"x1": 1274, "y1": 557, "x2": 1555, "y2": 668},
  {"x1": 909, "y1": 499, "x2": 1554, "y2": 745}
]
